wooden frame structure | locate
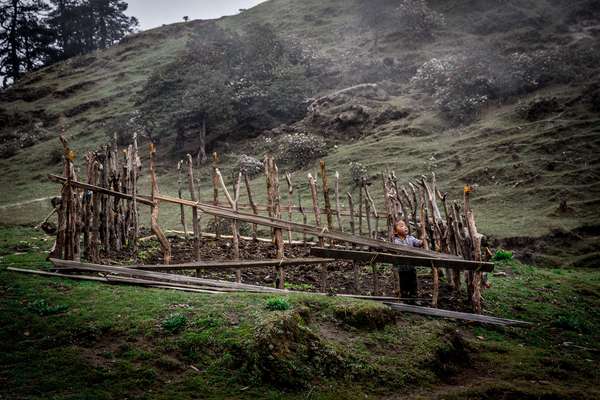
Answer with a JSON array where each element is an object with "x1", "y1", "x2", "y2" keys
[{"x1": 47, "y1": 136, "x2": 493, "y2": 312}]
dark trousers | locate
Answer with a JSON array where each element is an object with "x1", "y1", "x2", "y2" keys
[{"x1": 396, "y1": 264, "x2": 418, "y2": 299}]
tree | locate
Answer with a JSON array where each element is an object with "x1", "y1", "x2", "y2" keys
[
  {"x1": 137, "y1": 23, "x2": 312, "y2": 162},
  {"x1": 0, "y1": 0, "x2": 54, "y2": 86},
  {"x1": 46, "y1": 0, "x2": 138, "y2": 60}
]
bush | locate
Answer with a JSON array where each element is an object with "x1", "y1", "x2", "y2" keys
[
  {"x1": 411, "y1": 49, "x2": 571, "y2": 125},
  {"x1": 349, "y1": 162, "x2": 368, "y2": 185},
  {"x1": 492, "y1": 250, "x2": 513, "y2": 262},
  {"x1": 28, "y1": 299, "x2": 69, "y2": 316},
  {"x1": 265, "y1": 297, "x2": 291, "y2": 311},
  {"x1": 277, "y1": 133, "x2": 326, "y2": 168},
  {"x1": 161, "y1": 313, "x2": 188, "y2": 333},
  {"x1": 238, "y1": 154, "x2": 263, "y2": 178},
  {"x1": 396, "y1": 0, "x2": 446, "y2": 40}
]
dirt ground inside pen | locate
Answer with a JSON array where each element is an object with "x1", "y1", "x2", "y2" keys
[{"x1": 110, "y1": 234, "x2": 474, "y2": 312}]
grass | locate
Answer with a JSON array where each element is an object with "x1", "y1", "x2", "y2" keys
[{"x1": 0, "y1": 226, "x2": 599, "y2": 399}]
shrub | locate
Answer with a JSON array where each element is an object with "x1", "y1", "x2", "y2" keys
[
  {"x1": 265, "y1": 297, "x2": 291, "y2": 311},
  {"x1": 161, "y1": 313, "x2": 188, "y2": 333},
  {"x1": 238, "y1": 154, "x2": 263, "y2": 178},
  {"x1": 28, "y1": 299, "x2": 69, "y2": 316},
  {"x1": 349, "y1": 161, "x2": 368, "y2": 185},
  {"x1": 492, "y1": 250, "x2": 513, "y2": 262},
  {"x1": 396, "y1": 0, "x2": 446, "y2": 40},
  {"x1": 277, "y1": 133, "x2": 326, "y2": 168}
]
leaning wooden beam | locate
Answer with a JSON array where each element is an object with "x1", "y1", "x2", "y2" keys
[
  {"x1": 7, "y1": 267, "x2": 225, "y2": 294},
  {"x1": 186, "y1": 155, "x2": 201, "y2": 264},
  {"x1": 50, "y1": 258, "x2": 286, "y2": 293},
  {"x1": 384, "y1": 302, "x2": 532, "y2": 327},
  {"x1": 128, "y1": 257, "x2": 336, "y2": 270},
  {"x1": 309, "y1": 248, "x2": 494, "y2": 272}
]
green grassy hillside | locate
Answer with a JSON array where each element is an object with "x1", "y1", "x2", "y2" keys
[{"x1": 0, "y1": 0, "x2": 599, "y2": 265}]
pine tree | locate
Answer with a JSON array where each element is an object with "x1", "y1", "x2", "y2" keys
[{"x1": 0, "y1": 0, "x2": 54, "y2": 87}]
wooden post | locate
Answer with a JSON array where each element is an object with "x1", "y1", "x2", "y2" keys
[
  {"x1": 177, "y1": 160, "x2": 188, "y2": 237},
  {"x1": 334, "y1": 171, "x2": 343, "y2": 232},
  {"x1": 212, "y1": 152, "x2": 220, "y2": 239},
  {"x1": 186, "y1": 155, "x2": 201, "y2": 266},
  {"x1": 320, "y1": 160, "x2": 334, "y2": 245},
  {"x1": 358, "y1": 180, "x2": 363, "y2": 236},
  {"x1": 347, "y1": 192, "x2": 359, "y2": 292},
  {"x1": 130, "y1": 131, "x2": 139, "y2": 253},
  {"x1": 149, "y1": 143, "x2": 171, "y2": 264},
  {"x1": 308, "y1": 173, "x2": 326, "y2": 291},
  {"x1": 285, "y1": 172, "x2": 294, "y2": 245},
  {"x1": 297, "y1": 191, "x2": 307, "y2": 245},
  {"x1": 243, "y1": 173, "x2": 259, "y2": 241},
  {"x1": 384, "y1": 173, "x2": 400, "y2": 296},
  {"x1": 265, "y1": 157, "x2": 285, "y2": 288},
  {"x1": 216, "y1": 168, "x2": 242, "y2": 283},
  {"x1": 365, "y1": 183, "x2": 378, "y2": 239},
  {"x1": 420, "y1": 176, "x2": 441, "y2": 307},
  {"x1": 464, "y1": 185, "x2": 483, "y2": 313}
]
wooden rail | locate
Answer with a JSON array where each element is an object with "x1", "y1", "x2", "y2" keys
[
  {"x1": 129, "y1": 257, "x2": 336, "y2": 271},
  {"x1": 309, "y1": 247, "x2": 494, "y2": 272}
]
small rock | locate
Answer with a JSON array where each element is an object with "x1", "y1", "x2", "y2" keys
[{"x1": 493, "y1": 272, "x2": 507, "y2": 277}]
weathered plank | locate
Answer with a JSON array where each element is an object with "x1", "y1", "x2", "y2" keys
[
  {"x1": 129, "y1": 257, "x2": 336, "y2": 271},
  {"x1": 384, "y1": 302, "x2": 532, "y2": 327},
  {"x1": 309, "y1": 247, "x2": 494, "y2": 272}
]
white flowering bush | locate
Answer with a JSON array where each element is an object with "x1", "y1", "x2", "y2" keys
[
  {"x1": 277, "y1": 133, "x2": 327, "y2": 168},
  {"x1": 349, "y1": 162, "x2": 368, "y2": 185},
  {"x1": 411, "y1": 49, "x2": 570, "y2": 125},
  {"x1": 238, "y1": 154, "x2": 264, "y2": 178}
]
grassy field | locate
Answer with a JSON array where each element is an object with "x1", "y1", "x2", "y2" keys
[{"x1": 0, "y1": 226, "x2": 598, "y2": 399}]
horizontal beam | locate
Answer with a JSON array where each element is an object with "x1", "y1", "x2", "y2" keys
[
  {"x1": 384, "y1": 302, "x2": 531, "y2": 327},
  {"x1": 154, "y1": 193, "x2": 463, "y2": 261},
  {"x1": 309, "y1": 247, "x2": 494, "y2": 272},
  {"x1": 130, "y1": 257, "x2": 336, "y2": 271}
]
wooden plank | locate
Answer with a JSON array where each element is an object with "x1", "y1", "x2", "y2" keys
[
  {"x1": 49, "y1": 258, "x2": 288, "y2": 293},
  {"x1": 309, "y1": 247, "x2": 494, "y2": 272},
  {"x1": 384, "y1": 302, "x2": 532, "y2": 327},
  {"x1": 129, "y1": 257, "x2": 336, "y2": 271},
  {"x1": 7, "y1": 267, "x2": 224, "y2": 294}
]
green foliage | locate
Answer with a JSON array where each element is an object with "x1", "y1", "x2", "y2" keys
[
  {"x1": 27, "y1": 299, "x2": 69, "y2": 316},
  {"x1": 493, "y1": 249, "x2": 513, "y2": 261},
  {"x1": 265, "y1": 297, "x2": 291, "y2": 311},
  {"x1": 284, "y1": 282, "x2": 314, "y2": 291},
  {"x1": 161, "y1": 313, "x2": 188, "y2": 333},
  {"x1": 136, "y1": 22, "x2": 311, "y2": 156},
  {"x1": 553, "y1": 314, "x2": 590, "y2": 333}
]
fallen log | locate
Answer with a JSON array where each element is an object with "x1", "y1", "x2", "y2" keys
[
  {"x1": 384, "y1": 302, "x2": 531, "y2": 327},
  {"x1": 128, "y1": 257, "x2": 336, "y2": 271},
  {"x1": 309, "y1": 248, "x2": 494, "y2": 272}
]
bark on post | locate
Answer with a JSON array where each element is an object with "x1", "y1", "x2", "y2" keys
[
  {"x1": 186, "y1": 155, "x2": 201, "y2": 265},
  {"x1": 285, "y1": 172, "x2": 294, "y2": 245},
  {"x1": 347, "y1": 192, "x2": 359, "y2": 292},
  {"x1": 334, "y1": 171, "x2": 343, "y2": 232},
  {"x1": 211, "y1": 152, "x2": 220, "y2": 239},
  {"x1": 149, "y1": 143, "x2": 171, "y2": 264},
  {"x1": 130, "y1": 131, "x2": 139, "y2": 253},
  {"x1": 320, "y1": 160, "x2": 334, "y2": 246},
  {"x1": 464, "y1": 185, "x2": 483, "y2": 313},
  {"x1": 308, "y1": 173, "x2": 326, "y2": 291},
  {"x1": 297, "y1": 191, "x2": 307, "y2": 245},
  {"x1": 177, "y1": 160, "x2": 188, "y2": 237},
  {"x1": 358, "y1": 180, "x2": 363, "y2": 236},
  {"x1": 243, "y1": 173, "x2": 259, "y2": 241},
  {"x1": 265, "y1": 157, "x2": 285, "y2": 288}
]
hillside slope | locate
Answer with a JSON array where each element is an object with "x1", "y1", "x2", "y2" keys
[{"x1": 0, "y1": 0, "x2": 599, "y2": 264}]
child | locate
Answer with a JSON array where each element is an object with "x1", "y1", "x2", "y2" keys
[{"x1": 391, "y1": 221, "x2": 423, "y2": 300}]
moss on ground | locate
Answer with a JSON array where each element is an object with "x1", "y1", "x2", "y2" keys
[{"x1": 0, "y1": 227, "x2": 598, "y2": 399}]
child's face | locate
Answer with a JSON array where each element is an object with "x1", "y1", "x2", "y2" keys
[{"x1": 396, "y1": 222, "x2": 408, "y2": 236}]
